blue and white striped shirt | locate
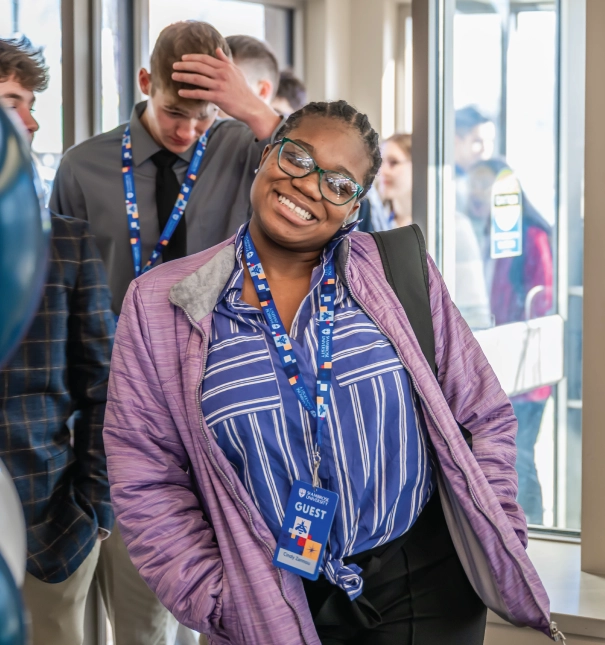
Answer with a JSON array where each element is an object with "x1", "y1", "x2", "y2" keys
[{"x1": 201, "y1": 225, "x2": 434, "y2": 596}]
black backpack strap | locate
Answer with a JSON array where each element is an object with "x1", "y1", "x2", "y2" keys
[
  {"x1": 371, "y1": 225, "x2": 473, "y2": 449},
  {"x1": 371, "y1": 224, "x2": 436, "y2": 376}
]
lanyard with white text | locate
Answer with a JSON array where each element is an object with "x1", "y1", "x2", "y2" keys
[
  {"x1": 121, "y1": 125, "x2": 208, "y2": 277},
  {"x1": 243, "y1": 230, "x2": 336, "y2": 488}
]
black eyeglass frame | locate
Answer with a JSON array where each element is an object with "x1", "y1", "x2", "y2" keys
[{"x1": 273, "y1": 137, "x2": 365, "y2": 206}]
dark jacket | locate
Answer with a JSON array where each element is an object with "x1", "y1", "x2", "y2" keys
[{"x1": 0, "y1": 214, "x2": 115, "y2": 582}]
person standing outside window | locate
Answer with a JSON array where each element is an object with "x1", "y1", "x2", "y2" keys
[
  {"x1": 454, "y1": 105, "x2": 496, "y2": 214},
  {"x1": 0, "y1": 37, "x2": 115, "y2": 645},
  {"x1": 467, "y1": 158, "x2": 553, "y2": 524},
  {"x1": 450, "y1": 108, "x2": 495, "y2": 330}
]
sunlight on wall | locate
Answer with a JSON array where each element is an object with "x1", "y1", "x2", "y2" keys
[{"x1": 149, "y1": 0, "x2": 265, "y2": 56}]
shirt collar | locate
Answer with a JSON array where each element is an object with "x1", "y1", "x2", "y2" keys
[
  {"x1": 129, "y1": 101, "x2": 199, "y2": 167},
  {"x1": 224, "y1": 219, "x2": 358, "y2": 299}
]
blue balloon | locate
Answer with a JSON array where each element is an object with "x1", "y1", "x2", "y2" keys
[
  {"x1": 0, "y1": 106, "x2": 50, "y2": 368},
  {"x1": 0, "y1": 551, "x2": 26, "y2": 645},
  {"x1": 0, "y1": 455, "x2": 27, "y2": 645}
]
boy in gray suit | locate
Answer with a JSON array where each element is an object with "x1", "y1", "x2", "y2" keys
[{"x1": 51, "y1": 21, "x2": 282, "y2": 316}]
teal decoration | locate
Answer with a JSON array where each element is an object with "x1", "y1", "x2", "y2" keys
[
  {"x1": 0, "y1": 551, "x2": 26, "y2": 645},
  {"x1": 0, "y1": 106, "x2": 50, "y2": 368}
]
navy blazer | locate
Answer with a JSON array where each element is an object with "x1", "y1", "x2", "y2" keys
[{"x1": 0, "y1": 214, "x2": 115, "y2": 582}]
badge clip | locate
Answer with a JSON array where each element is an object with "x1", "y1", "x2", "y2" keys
[{"x1": 312, "y1": 447, "x2": 321, "y2": 489}]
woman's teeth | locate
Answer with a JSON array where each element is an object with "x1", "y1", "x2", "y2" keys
[{"x1": 278, "y1": 195, "x2": 313, "y2": 221}]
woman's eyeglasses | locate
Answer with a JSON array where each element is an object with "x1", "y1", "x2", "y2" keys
[{"x1": 274, "y1": 138, "x2": 364, "y2": 206}]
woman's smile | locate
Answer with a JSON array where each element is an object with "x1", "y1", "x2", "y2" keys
[{"x1": 275, "y1": 192, "x2": 317, "y2": 225}]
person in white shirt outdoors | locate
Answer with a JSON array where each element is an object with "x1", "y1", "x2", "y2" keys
[
  {"x1": 454, "y1": 105, "x2": 496, "y2": 213},
  {"x1": 50, "y1": 20, "x2": 284, "y2": 645},
  {"x1": 272, "y1": 69, "x2": 308, "y2": 117},
  {"x1": 226, "y1": 34, "x2": 280, "y2": 107},
  {"x1": 452, "y1": 106, "x2": 495, "y2": 330}
]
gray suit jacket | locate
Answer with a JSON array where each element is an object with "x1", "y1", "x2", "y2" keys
[{"x1": 50, "y1": 102, "x2": 278, "y2": 313}]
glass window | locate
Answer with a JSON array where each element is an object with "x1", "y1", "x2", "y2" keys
[
  {"x1": 452, "y1": 3, "x2": 557, "y2": 331},
  {"x1": 100, "y1": 0, "x2": 135, "y2": 134},
  {"x1": 445, "y1": 0, "x2": 582, "y2": 532},
  {"x1": 0, "y1": 0, "x2": 63, "y2": 200},
  {"x1": 150, "y1": 0, "x2": 265, "y2": 48},
  {"x1": 101, "y1": 0, "x2": 121, "y2": 133}
]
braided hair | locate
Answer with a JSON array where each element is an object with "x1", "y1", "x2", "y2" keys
[{"x1": 275, "y1": 100, "x2": 382, "y2": 198}]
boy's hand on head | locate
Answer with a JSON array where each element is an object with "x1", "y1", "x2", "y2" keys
[
  {"x1": 172, "y1": 48, "x2": 281, "y2": 140},
  {"x1": 172, "y1": 48, "x2": 248, "y2": 117}
]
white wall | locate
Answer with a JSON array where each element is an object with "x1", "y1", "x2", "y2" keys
[{"x1": 304, "y1": 0, "x2": 402, "y2": 138}]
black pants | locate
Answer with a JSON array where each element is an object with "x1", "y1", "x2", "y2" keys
[{"x1": 302, "y1": 493, "x2": 487, "y2": 645}]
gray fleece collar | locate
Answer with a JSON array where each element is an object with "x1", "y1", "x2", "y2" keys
[
  {"x1": 169, "y1": 236, "x2": 351, "y2": 324},
  {"x1": 169, "y1": 244, "x2": 236, "y2": 323}
]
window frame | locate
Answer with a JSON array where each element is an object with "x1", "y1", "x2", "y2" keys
[
  {"x1": 137, "y1": 0, "x2": 305, "y2": 82},
  {"x1": 580, "y1": 0, "x2": 605, "y2": 578}
]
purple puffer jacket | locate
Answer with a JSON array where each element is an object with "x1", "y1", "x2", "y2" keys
[{"x1": 104, "y1": 232, "x2": 563, "y2": 644}]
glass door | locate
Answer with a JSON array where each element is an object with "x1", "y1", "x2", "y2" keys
[{"x1": 428, "y1": 0, "x2": 583, "y2": 531}]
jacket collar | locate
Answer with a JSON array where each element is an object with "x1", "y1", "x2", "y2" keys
[{"x1": 169, "y1": 236, "x2": 352, "y2": 325}]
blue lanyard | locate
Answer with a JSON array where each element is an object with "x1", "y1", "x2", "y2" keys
[
  {"x1": 121, "y1": 125, "x2": 208, "y2": 277},
  {"x1": 243, "y1": 230, "x2": 336, "y2": 487}
]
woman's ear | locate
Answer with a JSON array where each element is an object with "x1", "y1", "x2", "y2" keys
[
  {"x1": 343, "y1": 201, "x2": 361, "y2": 225},
  {"x1": 258, "y1": 144, "x2": 273, "y2": 169}
]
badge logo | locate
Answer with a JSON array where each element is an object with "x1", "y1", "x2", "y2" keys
[
  {"x1": 288, "y1": 516, "x2": 310, "y2": 539},
  {"x1": 299, "y1": 487, "x2": 306, "y2": 498}
]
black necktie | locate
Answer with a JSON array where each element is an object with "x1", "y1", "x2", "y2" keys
[{"x1": 151, "y1": 149, "x2": 187, "y2": 262}]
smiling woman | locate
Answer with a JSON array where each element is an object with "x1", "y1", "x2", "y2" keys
[
  {"x1": 249, "y1": 105, "x2": 373, "y2": 246},
  {"x1": 104, "y1": 99, "x2": 560, "y2": 645}
]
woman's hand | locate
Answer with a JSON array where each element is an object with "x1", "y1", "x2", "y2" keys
[{"x1": 172, "y1": 48, "x2": 282, "y2": 140}]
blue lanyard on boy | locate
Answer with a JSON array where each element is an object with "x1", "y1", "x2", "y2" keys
[
  {"x1": 243, "y1": 230, "x2": 336, "y2": 488},
  {"x1": 121, "y1": 125, "x2": 208, "y2": 277}
]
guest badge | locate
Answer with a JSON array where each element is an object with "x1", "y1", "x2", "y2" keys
[{"x1": 273, "y1": 479, "x2": 339, "y2": 580}]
